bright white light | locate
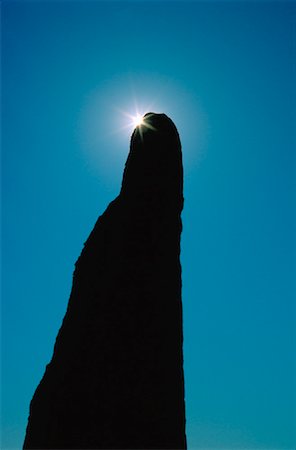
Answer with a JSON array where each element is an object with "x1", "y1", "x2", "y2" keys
[
  {"x1": 79, "y1": 73, "x2": 208, "y2": 186},
  {"x1": 132, "y1": 114, "x2": 144, "y2": 128}
]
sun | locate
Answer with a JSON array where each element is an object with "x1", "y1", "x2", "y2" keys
[
  {"x1": 132, "y1": 114, "x2": 144, "y2": 128},
  {"x1": 114, "y1": 105, "x2": 156, "y2": 138}
]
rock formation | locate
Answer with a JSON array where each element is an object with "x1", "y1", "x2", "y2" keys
[{"x1": 23, "y1": 112, "x2": 186, "y2": 449}]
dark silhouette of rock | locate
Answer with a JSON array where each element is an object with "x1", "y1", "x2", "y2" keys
[{"x1": 23, "y1": 112, "x2": 186, "y2": 449}]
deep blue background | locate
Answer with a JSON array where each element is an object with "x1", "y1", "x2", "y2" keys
[{"x1": 2, "y1": 1, "x2": 295, "y2": 449}]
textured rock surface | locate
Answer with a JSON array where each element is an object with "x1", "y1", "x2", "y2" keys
[{"x1": 23, "y1": 113, "x2": 186, "y2": 449}]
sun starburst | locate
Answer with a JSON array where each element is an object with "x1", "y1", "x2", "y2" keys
[
  {"x1": 132, "y1": 114, "x2": 144, "y2": 128},
  {"x1": 114, "y1": 106, "x2": 156, "y2": 141}
]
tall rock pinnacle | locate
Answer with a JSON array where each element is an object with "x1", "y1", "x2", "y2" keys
[{"x1": 23, "y1": 112, "x2": 186, "y2": 449}]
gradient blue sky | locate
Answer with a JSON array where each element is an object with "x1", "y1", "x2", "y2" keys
[{"x1": 2, "y1": 1, "x2": 296, "y2": 449}]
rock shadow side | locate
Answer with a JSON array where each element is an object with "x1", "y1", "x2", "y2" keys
[{"x1": 23, "y1": 112, "x2": 186, "y2": 449}]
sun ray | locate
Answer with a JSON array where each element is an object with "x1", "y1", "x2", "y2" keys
[
  {"x1": 113, "y1": 101, "x2": 159, "y2": 142},
  {"x1": 132, "y1": 114, "x2": 144, "y2": 128}
]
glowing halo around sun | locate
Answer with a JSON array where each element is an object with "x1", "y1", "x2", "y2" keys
[{"x1": 79, "y1": 73, "x2": 208, "y2": 186}]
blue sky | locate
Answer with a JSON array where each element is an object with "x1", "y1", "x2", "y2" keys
[{"x1": 2, "y1": 1, "x2": 295, "y2": 449}]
